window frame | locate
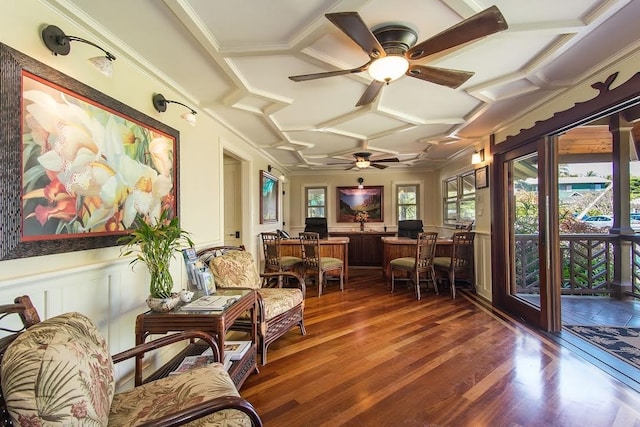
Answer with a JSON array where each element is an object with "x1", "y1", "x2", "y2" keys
[
  {"x1": 443, "y1": 171, "x2": 476, "y2": 226},
  {"x1": 305, "y1": 186, "x2": 327, "y2": 219},
  {"x1": 396, "y1": 183, "x2": 420, "y2": 222}
]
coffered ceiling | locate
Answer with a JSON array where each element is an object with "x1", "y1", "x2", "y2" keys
[{"x1": 50, "y1": 0, "x2": 640, "y2": 173}]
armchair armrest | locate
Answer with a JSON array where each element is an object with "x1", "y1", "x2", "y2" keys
[
  {"x1": 112, "y1": 330, "x2": 220, "y2": 364},
  {"x1": 112, "y1": 331, "x2": 263, "y2": 426},
  {"x1": 138, "y1": 395, "x2": 263, "y2": 427}
]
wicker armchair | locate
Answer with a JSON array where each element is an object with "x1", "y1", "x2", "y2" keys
[
  {"x1": 0, "y1": 296, "x2": 262, "y2": 426},
  {"x1": 197, "y1": 246, "x2": 306, "y2": 365}
]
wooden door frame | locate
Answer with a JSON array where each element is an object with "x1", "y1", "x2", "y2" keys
[
  {"x1": 491, "y1": 140, "x2": 550, "y2": 329},
  {"x1": 490, "y1": 72, "x2": 640, "y2": 331}
]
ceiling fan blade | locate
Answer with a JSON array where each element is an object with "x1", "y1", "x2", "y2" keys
[
  {"x1": 289, "y1": 61, "x2": 371, "y2": 82},
  {"x1": 327, "y1": 161, "x2": 355, "y2": 165},
  {"x1": 373, "y1": 157, "x2": 400, "y2": 163},
  {"x1": 406, "y1": 5, "x2": 508, "y2": 61},
  {"x1": 407, "y1": 65, "x2": 474, "y2": 89},
  {"x1": 356, "y1": 80, "x2": 385, "y2": 106},
  {"x1": 325, "y1": 12, "x2": 386, "y2": 59},
  {"x1": 371, "y1": 163, "x2": 388, "y2": 169}
]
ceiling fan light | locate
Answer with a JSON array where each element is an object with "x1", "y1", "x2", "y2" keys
[
  {"x1": 355, "y1": 160, "x2": 370, "y2": 168},
  {"x1": 368, "y1": 56, "x2": 409, "y2": 82}
]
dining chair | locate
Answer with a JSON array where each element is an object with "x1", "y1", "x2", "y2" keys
[
  {"x1": 299, "y1": 232, "x2": 344, "y2": 296},
  {"x1": 260, "y1": 231, "x2": 303, "y2": 277},
  {"x1": 433, "y1": 231, "x2": 475, "y2": 299},
  {"x1": 390, "y1": 231, "x2": 439, "y2": 300}
]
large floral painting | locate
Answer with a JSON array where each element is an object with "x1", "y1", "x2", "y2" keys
[
  {"x1": 0, "y1": 43, "x2": 179, "y2": 260},
  {"x1": 22, "y1": 74, "x2": 175, "y2": 239}
]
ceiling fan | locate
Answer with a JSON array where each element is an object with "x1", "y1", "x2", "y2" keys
[
  {"x1": 328, "y1": 152, "x2": 400, "y2": 170},
  {"x1": 289, "y1": 6, "x2": 508, "y2": 106}
]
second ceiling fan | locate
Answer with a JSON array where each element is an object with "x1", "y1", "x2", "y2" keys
[
  {"x1": 289, "y1": 6, "x2": 508, "y2": 106},
  {"x1": 328, "y1": 152, "x2": 400, "y2": 170}
]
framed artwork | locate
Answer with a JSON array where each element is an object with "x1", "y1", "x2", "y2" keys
[
  {"x1": 336, "y1": 186, "x2": 384, "y2": 222},
  {"x1": 0, "y1": 43, "x2": 180, "y2": 260},
  {"x1": 475, "y1": 165, "x2": 489, "y2": 189},
  {"x1": 260, "y1": 170, "x2": 278, "y2": 224}
]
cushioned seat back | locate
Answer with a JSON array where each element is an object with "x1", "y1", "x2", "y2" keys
[
  {"x1": 398, "y1": 220, "x2": 423, "y2": 239},
  {"x1": 304, "y1": 218, "x2": 328, "y2": 239},
  {"x1": 1, "y1": 312, "x2": 115, "y2": 426},
  {"x1": 209, "y1": 249, "x2": 262, "y2": 289}
]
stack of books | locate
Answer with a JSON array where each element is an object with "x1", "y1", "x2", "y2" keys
[{"x1": 180, "y1": 295, "x2": 238, "y2": 311}]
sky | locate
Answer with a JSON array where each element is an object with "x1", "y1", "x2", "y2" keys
[{"x1": 564, "y1": 162, "x2": 640, "y2": 177}]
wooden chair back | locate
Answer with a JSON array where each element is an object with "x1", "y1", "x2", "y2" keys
[
  {"x1": 299, "y1": 232, "x2": 321, "y2": 269},
  {"x1": 451, "y1": 231, "x2": 475, "y2": 273},
  {"x1": 415, "y1": 232, "x2": 439, "y2": 272},
  {"x1": 0, "y1": 296, "x2": 41, "y2": 425},
  {"x1": 261, "y1": 232, "x2": 282, "y2": 272}
]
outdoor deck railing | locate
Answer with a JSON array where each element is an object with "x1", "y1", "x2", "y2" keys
[{"x1": 515, "y1": 234, "x2": 619, "y2": 296}]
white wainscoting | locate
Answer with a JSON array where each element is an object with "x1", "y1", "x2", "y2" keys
[{"x1": 0, "y1": 258, "x2": 188, "y2": 389}]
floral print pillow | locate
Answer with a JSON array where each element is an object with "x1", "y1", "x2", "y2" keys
[{"x1": 209, "y1": 250, "x2": 262, "y2": 289}]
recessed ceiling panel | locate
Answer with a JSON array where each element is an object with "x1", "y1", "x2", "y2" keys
[
  {"x1": 331, "y1": 113, "x2": 409, "y2": 137},
  {"x1": 186, "y1": 0, "x2": 333, "y2": 49},
  {"x1": 488, "y1": 0, "x2": 602, "y2": 24},
  {"x1": 285, "y1": 131, "x2": 359, "y2": 156},
  {"x1": 380, "y1": 78, "x2": 481, "y2": 119},
  {"x1": 210, "y1": 105, "x2": 281, "y2": 145}
]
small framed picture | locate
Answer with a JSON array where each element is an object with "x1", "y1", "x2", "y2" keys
[{"x1": 475, "y1": 165, "x2": 489, "y2": 189}]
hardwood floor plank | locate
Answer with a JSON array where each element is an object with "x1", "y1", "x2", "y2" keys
[{"x1": 240, "y1": 269, "x2": 640, "y2": 426}]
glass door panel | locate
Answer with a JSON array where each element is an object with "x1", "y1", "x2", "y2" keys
[{"x1": 510, "y1": 153, "x2": 542, "y2": 307}]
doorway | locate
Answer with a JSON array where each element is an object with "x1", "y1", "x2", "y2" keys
[{"x1": 223, "y1": 153, "x2": 242, "y2": 246}]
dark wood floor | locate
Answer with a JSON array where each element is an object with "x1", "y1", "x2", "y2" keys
[
  {"x1": 561, "y1": 296, "x2": 640, "y2": 327},
  {"x1": 519, "y1": 294, "x2": 640, "y2": 327},
  {"x1": 241, "y1": 268, "x2": 640, "y2": 427}
]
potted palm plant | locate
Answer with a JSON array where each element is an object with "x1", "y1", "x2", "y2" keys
[{"x1": 119, "y1": 208, "x2": 193, "y2": 312}]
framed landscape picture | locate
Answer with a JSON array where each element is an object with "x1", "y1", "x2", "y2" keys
[
  {"x1": 336, "y1": 186, "x2": 384, "y2": 222},
  {"x1": 475, "y1": 165, "x2": 489, "y2": 189},
  {"x1": 260, "y1": 170, "x2": 278, "y2": 224}
]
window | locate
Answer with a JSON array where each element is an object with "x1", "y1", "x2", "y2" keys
[
  {"x1": 306, "y1": 187, "x2": 326, "y2": 218},
  {"x1": 443, "y1": 171, "x2": 476, "y2": 226},
  {"x1": 397, "y1": 184, "x2": 419, "y2": 221}
]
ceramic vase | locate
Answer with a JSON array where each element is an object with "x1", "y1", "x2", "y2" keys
[{"x1": 145, "y1": 293, "x2": 181, "y2": 312}]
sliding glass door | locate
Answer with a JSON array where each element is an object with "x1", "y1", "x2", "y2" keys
[{"x1": 493, "y1": 139, "x2": 557, "y2": 329}]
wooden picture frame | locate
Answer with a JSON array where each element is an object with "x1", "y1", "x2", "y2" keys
[
  {"x1": 475, "y1": 165, "x2": 489, "y2": 189},
  {"x1": 336, "y1": 186, "x2": 384, "y2": 222},
  {"x1": 260, "y1": 170, "x2": 278, "y2": 224},
  {"x1": 0, "y1": 43, "x2": 180, "y2": 260}
]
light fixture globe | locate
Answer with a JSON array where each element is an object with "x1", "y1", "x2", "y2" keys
[
  {"x1": 368, "y1": 56, "x2": 409, "y2": 82},
  {"x1": 355, "y1": 160, "x2": 370, "y2": 169},
  {"x1": 88, "y1": 56, "x2": 113, "y2": 77},
  {"x1": 367, "y1": 24, "x2": 417, "y2": 83}
]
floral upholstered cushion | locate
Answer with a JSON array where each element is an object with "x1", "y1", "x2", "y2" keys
[
  {"x1": 209, "y1": 250, "x2": 261, "y2": 289},
  {"x1": 257, "y1": 288, "x2": 304, "y2": 320},
  {"x1": 1, "y1": 312, "x2": 115, "y2": 426},
  {"x1": 109, "y1": 363, "x2": 251, "y2": 426}
]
